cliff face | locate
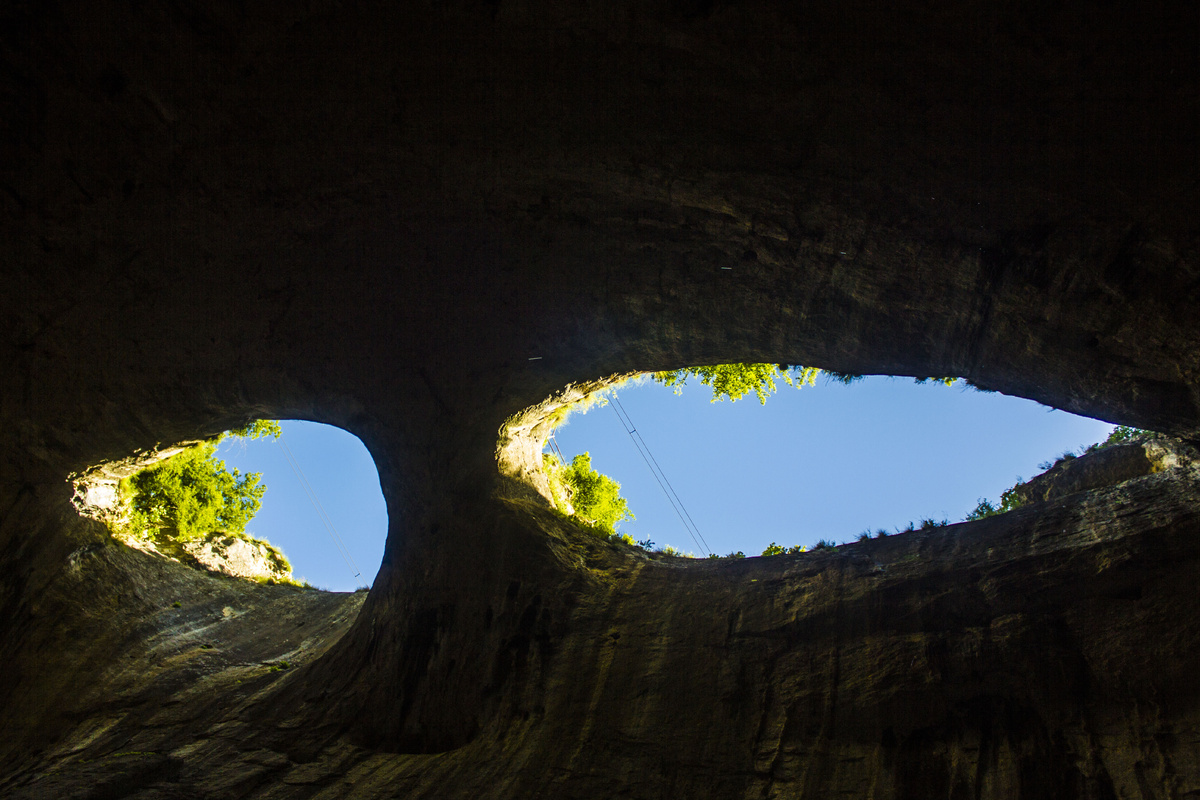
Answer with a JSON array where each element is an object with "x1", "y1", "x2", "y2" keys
[{"x1": 1, "y1": 1, "x2": 1198, "y2": 797}]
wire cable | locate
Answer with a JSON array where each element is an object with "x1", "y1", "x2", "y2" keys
[
  {"x1": 612, "y1": 395, "x2": 713, "y2": 556},
  {"x1": 275, "y1": 436, "x2": 362, "y2": 579},
  {"x1": 607, "y1": 396, "x2": 710, "y2": 556},
  {"x1": 548, "y1": 432, "x2": 567, "y2": 464}
]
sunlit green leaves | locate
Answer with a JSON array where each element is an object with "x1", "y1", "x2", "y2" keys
[
  {"x1": 560, "y1": 451, "x2": 634, "y2": 535},
  {"x1": 129, "y1": 441, "x2": 266, "y2": 540},
  {"x1": 125, "y1": 422, "x2": 282, "y2": 542},
  {"x1": 652, "y1": 363, "x2": 822, "y2": 404},
  {"x1": 225, "y1": 419, "x2": 283, "y2": 441}
]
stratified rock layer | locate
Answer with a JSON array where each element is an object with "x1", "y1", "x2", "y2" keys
[{"x1": 1, "y1": 1, "x2": 1197, "y2": 797}]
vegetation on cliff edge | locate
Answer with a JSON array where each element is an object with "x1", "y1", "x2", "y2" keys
[{"x1": 109, "y1": 420, "x2": 305, "y2": 584}]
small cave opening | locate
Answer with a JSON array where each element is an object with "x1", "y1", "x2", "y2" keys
[
  {"x1": 536, "y1": 367, "x2": 1131, "y2": 558},
  {"x1": 213, "y1": 421, "x2": 387, "y2": 591},
  {"x1": 73, "y1": 420, "x2": 388, "y2": 593}
]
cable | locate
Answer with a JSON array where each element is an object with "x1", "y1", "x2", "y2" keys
[
  {"x1": 614, "y1": 400, "x2": 705, "y2": 556},
  {"x1": 608, "y1": 396, "x2": 710, "y2": 556},
  {"x1": 277, "y1": 436, "x2": 360, "y2": 579},
  {"x1": 548, "y1": 432, "x2": 567, "y2": 464},
  {"x1": 613, "y1": 395, "x2": 713, "y2": 557},
  {"x1": 275, "y1": 436, "x2": 362, "y2": 579}
]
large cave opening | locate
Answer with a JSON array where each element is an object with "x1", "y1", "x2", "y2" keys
[{"x1": 538, "y1": 368, "x2": 1122, "y2": 557}]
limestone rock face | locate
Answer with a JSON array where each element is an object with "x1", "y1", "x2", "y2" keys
[
  {"x1": 1, "y1": 1, "x2": 1198, "y2": 798},
  {"x1": 1014, "y1": 436, "x2": 1186, "y2": 506},
  {"x1": 182, "y1": 532, "x2": 293, "y2": 584}
]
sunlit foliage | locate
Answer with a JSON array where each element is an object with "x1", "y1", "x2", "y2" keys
[
  {"x1": 122, "y1": 421, "x2": 282, "y2": 542},
  {"x1": 559, "y1": 451, "x2": 635, "y2": 535},
  {"x1": 965, "y1": 425, "x2": 1148, "y2": 521},
  {"x1": 653, "y1": 363, "x2": 821, "y2": 404},
  {"x1": 653, "y1": 363, "x2": 958, "y2": 404}
]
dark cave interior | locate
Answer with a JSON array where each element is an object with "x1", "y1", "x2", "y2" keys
[{"x1": 2, "y1": 1, "x2": 1198, "y2": 797}]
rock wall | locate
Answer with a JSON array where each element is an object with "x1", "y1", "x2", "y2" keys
[{"x1": 1, "y1": 1, "x2": 1198, "y2": 797}]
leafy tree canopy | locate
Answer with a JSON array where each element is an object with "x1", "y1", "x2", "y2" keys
[
  {"x1": 653, "y1": 363, "x2": 955, "y2": 404},
  {"x1": 225, "y1": 419, "x2": 283, "y2": 441},
  {"x1": 653, "y1": 363, "x2": 819, "y2": 404},
  {"x1": 964, "y1": 484, "x2": 1026, "y2": 521},
  {"x1": 560, "y1": 452, "x2": 635, "y2": 534},
  {"x1": 125, "y1": 422, "x2": 282, "y2": 542},
  {"x1": 1091, "y1": 425, "x2": 1144, "y2": 449}
]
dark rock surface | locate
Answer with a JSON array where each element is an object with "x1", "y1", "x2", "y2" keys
[{"x1": 2, "y1": 1, "x2": 1198, "y2": 797}]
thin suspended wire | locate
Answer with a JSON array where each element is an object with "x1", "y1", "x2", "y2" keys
[
  {"x1": 612, "y1": 395, "x2": 713, "y2": 557},
  {"x1": 607, "y1": 395, "x2": 710, "y2": 556},
  {"x1": 548, "y1": 432, "x2": 567, "y2": 464},
  {"x1": 277, "y1": 437, "x2": 359, "y2": 579},
  {"x1": 608, "y1": 400, "x2": 707, "y2": 556},
  {"x1": 275, "y1": 435, "x2": 362, "y2": 579},
  {"x1": 609, "y1": 401, "x2": 689, "y2": 545}
]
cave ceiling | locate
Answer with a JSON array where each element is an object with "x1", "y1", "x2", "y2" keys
[{"x1": 1, "y1": 1, "x2": 1198, "y2": 797}]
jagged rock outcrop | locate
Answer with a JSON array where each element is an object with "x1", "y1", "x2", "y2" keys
[
  {"x1": 1013, "y1": 435, "x2": 1185, "y2": 507},
  {"x1": 180, "y1": 531, "x2": 294, "y2": 584},
  {"x1": 1, "y1": 1, "x2": 1197, "y2": 797}
]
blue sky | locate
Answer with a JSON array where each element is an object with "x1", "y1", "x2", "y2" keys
[
  {"x1": 217, "y1": 375, "x2": 1115, "y2": 588},
  {"x1": 548, "y1": 375, "x2": 1116, "y2": 557},
  {"x1": 215, "y1": 421, "x2": 388, "y2": 592}
]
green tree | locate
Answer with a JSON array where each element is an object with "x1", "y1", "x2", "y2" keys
[
  {"x1": 762, "y1": 541, "x2": 806, "y2": 555},
  {"x1": 561, "y1": 452, "x2": 635, "y2": 534},
  {"x1": 226, "y1": 419, "x2": 283, "y2": 441},
  {"x1": 653, "y1": 363, "x2": 957, "y2": 404},
  {"x1": 965, "y1": 482, "x2": 1027, "y2": 521},
  {"x1": 653, "y1": 363, "x2": 821, "y2": 404},
  {"x1": 1090, "y1": 425, "x2": 1145, "y2": 450},
  {"x1": 124, "y1": 422, "x2": 281, "y2": 542}
]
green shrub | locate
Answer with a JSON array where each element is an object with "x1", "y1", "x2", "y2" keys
[
  {"x1": 653, "y1": 364, "x2": 957, "y2": 404},
  {"x1": 653, "y1": 363, "x2": 821, "y2": 404},
  {"x1": 823, "y1": 371, "x2": 866, "y2": 385},
  {"x1": 965, "y1": 481, "x2": 1026, "y2": 521},
  {"x1": 762, "y1": 542, "x2": 806, "y2": 555},
  {"x1": 227, "y1": 420, "x2": 283, "y2": 440},
  {"x1": 127, "y1": 441, "x2": 264, "y2": 542},
  {"x1": 560, "y1": 452, "x2": 634, "y2": 535},
  {"x1": 114, "y1": 422, "x2": 282, "y2": 548},
  {"x1": 1082, "y1": 425, "x2": 1145, "y2": 454}
]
